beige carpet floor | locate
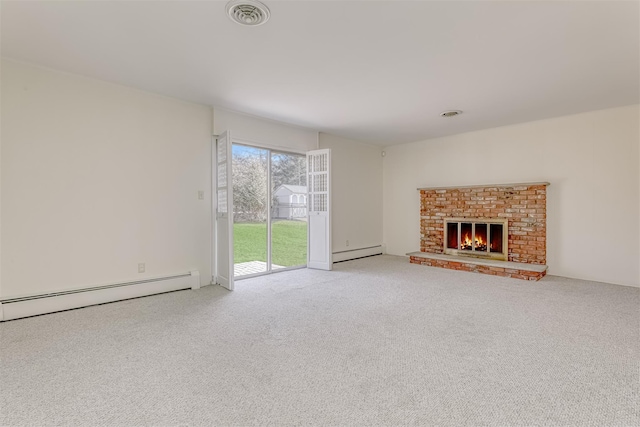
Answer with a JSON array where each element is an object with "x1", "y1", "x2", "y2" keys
[{"x1": 1, "y1": 255, "x2": 638, "y2": 426}]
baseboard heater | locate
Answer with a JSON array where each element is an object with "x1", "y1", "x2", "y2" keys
[
  {"x1": 0, "y1": 271, "x2": 200, "y2": 322},
  {"x1": 332, "y1": 245, "x2": 384, "y2": 263}
]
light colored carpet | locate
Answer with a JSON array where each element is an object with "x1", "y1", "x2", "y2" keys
[{"x1": 1, "y1": 255, "x2": 638, "y2": 426}]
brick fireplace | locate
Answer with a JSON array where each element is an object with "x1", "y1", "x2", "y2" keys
[{"x1": 408, "y1": 182, "x2": 549, "y2": 280}]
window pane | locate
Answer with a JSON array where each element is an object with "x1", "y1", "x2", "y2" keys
[
  {"x1": 232, "y1": 144, "x2": 268, "y2": 277},
  {"x1": 271, "y1": 152, "x2": 308, "y2": 268}
]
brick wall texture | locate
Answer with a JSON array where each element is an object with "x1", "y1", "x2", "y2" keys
[{"x1": 420, "y1": 184, "x2": 547, "y2": 265}]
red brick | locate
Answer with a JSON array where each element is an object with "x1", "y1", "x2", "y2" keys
[{"x1": 418, "y1": 184, "x2": 546, "y2": 273}]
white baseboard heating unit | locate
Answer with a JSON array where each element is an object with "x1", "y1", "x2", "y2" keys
[
  {"x1": 332, "y1": 245, "x2": 384, "y2": 263},
  {"x1": 0, "y1": 271, "x2": 200, "y2": 321}
]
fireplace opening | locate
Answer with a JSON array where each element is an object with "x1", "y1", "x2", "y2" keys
[{"x1": 444, "y1": 218, "x2": 508, "y2": 260}]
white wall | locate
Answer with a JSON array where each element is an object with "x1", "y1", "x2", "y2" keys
[
  {"x1": 383, "y1": 105, "x2": 640, "y2": 287},
  {"x1": 319, "y1": 133, "x2": 383, "y2": 254},
  {"x1": 1, "y1": 59, "x2": 213, "y2": 298},
  {"x1": 213, "y1": 108, "x2": 318, "y2": 153}
]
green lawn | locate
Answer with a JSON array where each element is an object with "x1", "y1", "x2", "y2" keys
[{"x1": 234, "y1": 220, "x2": 307, "y2": 268}]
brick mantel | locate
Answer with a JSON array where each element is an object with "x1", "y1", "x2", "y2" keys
[{"x1": 412, "y1": 182, "x2": 549, "y2": 280}]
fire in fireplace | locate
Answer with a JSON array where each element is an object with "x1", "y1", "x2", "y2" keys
[{"x1": 444, "y1": 218, "x2": 508, "y2": 260}]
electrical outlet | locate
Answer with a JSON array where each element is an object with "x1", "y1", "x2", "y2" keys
[
  {"x1": 138, "y1": 263, "x2": 145, "y2": 273},
  {"x1": 346, "y1": 240, "x2": 349, "y2": 247},
  {"x1": 198, "y1": 190, "x2": 205, "y2": 200}
]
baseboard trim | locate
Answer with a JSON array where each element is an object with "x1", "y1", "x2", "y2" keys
[
  {"x1": 333, "y1": 245, "x2": 384, "y2": 263},
  {"x1": 0, "y1": 271, "x2": 199, "y2": 321}
]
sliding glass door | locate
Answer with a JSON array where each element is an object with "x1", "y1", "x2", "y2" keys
[{"x1": 232, "y1": 145, "x2": 307, "y2": 278}]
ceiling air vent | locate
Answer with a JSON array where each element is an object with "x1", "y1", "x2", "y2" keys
[
  {"x1": 226, "y1": 0, "x2": 271, "y2": 26},
  {"x1": 440, "y1": 110, "x2": 463, "y2": 118}
]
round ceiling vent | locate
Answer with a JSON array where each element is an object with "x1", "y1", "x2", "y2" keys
[
  {"x1": 440, "y1": 110, "x2": 463, "y2": 118},
  {"x1": 226, "y1": 0, "x2": 271, "y2": 26}
]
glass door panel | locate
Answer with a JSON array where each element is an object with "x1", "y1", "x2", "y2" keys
[
  {"x1": 271, "y1": 152, "x2": 308, "y2": 270},
  {"x1": 490, "y1": 224, "x2": 504, "y2": 253},
  {"x1": 475, "y1": 223, "x2": 488, "y2": 252},
  {"x1": 461, "y1": 223, "x2": 473, "y2": 251},
  {"x1": 232, "y1": 145, "x2": 268, "y2": 277},
  {"x1": 446, "y1": 222, "x2": 458, "y2": 249}
]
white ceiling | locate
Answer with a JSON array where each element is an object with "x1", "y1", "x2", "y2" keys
[{"x1": 2, "y1": 0, "x2": 638, "y2": 146}]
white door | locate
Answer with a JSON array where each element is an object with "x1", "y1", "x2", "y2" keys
[
  {"x1": 215, "y1": 132, "x2": 234, "y2": 290},
  {"x1": 307, "y1": 149, "x2": 332, "y2": 270}
]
